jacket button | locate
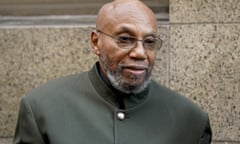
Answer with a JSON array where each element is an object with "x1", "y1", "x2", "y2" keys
[{"x1": 117, "y1": 112, "x2": 125, "y2": 120}]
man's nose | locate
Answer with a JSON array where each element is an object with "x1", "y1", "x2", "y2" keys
[{"x1": 128, "y1": 41, "x2": 147, "y2": 59}]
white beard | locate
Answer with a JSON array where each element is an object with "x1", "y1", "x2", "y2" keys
[{"x1": 106, "y1": 69, "x2": 151, "y2": 94}]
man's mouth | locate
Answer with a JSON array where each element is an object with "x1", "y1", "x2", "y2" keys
[{"x1": 121, "y1": 65, "x2": 148, "y2": 76}]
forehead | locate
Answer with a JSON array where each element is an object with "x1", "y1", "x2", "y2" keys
[{"x1": 98, "y1": 1, "x2": 157, "y2": 34}]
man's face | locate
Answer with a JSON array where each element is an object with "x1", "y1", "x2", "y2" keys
[{"x1": 93, "y1": 2, "x2": 158, "y2": 94}]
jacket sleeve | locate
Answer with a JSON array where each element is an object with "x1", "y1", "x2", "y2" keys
[
  {"x1": 13, "y1": 97, "x2": 45, "y2": 144},
  {"x1": 198, "y1": 115, "x2": 212, "y2": 144}
]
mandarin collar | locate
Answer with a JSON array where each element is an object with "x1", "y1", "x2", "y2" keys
[{"x1": 88, "y1": 62, "x2": 150, "y2": 110}]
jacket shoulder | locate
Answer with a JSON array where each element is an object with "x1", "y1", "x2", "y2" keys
[
  {"x1": 23, "y1": 72, "x2": 89, "y2": 103},
  {"x1": 150, "y1": 80, "x2": 207, "y2": 117},
  {"x1": 149, "y1": 81, "x2": 210, "y2": 141}
]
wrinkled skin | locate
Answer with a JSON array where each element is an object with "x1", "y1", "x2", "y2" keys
[{"x1": 91, "y1": 0, "x2": 158, "y2": 94}]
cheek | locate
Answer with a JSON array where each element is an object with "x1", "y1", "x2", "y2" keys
[{"x1": 99, "y1": 46, "x2": 127, "y2": 71}]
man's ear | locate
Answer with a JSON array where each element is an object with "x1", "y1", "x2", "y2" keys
[{"x1": 91, "y1": 31, "x2": 100, "y2": 56}]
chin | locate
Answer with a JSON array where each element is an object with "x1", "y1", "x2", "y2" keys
[{"x1": 107, "y1": 72, "x2": 151, "y2": 94}]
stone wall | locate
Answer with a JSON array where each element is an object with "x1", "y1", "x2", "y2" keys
[
  {"x1": 0, "y1": 0, "x2": 168, "y2": 16},
  {"x1": 169, "y1": 0, "x2": 240, "y2": 143}
]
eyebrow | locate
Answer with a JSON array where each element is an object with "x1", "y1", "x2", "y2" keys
[
  {"x1": 115, "y1": 25, "x2": 135, "y2": 35},
  {"x1": 115, "y1": 25, "x2": 157, "y2": 37}
]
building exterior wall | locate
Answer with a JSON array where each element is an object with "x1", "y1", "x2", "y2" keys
[
  {"x1": 0, "y1": 0, "x2": 168, "y2": 16},
  {"x1": 170, "y1": 0, "x2": 240, "y2": 143},
  {"x1": 0, "y1": 0, "x2": 239, "y2": 143}
]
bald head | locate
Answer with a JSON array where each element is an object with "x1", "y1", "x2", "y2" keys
[{"x1": 96, "y1": 0, "x2": 157, "y2": 32}]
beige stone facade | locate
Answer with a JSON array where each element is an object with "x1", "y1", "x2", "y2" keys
[
  {"x1": 0, "y1": 0, "x2": 239, "y2": 144},
  {"x1": 0, "y1": 0, "x2": 168, "y2": 16},
  {"x1": 170, "y1": 0, "x2": 240, "y2": 143}
]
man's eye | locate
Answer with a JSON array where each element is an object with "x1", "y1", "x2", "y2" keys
[
  {"x1": 144, "y1": 38, "x2": 156, "y2": 44},
  {"x1": 117, "y1": 36, "x2": 135, "y2": 43}
]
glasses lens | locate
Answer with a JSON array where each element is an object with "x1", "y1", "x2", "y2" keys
[
  {"x1": 143, "y1": 38, "x2": 160, "y2": 50},
  {"x1": 116, "y1": 36, "x2": 136, "y2": 49}
]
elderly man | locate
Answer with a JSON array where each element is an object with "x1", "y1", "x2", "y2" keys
[{"x1": 14, "y1": 0, "x2": 212, "y2": 144}]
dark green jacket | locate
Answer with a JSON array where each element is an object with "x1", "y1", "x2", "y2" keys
[{"x1": 14, "y1": 63, "x2": 212, "y2": 144}]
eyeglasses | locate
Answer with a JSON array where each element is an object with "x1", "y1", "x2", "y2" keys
[{"x1": 97, "y1": 30, "x2": 162, "y2": 51}]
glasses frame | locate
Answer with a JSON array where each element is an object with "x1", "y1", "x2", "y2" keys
[{"x1": 96, "y1": 29, "x2": 162, "y2": 51}]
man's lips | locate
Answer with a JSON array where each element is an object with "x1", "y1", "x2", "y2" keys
[{"x1": 121, "y1": 65, "x2": 148, "y2": 75}]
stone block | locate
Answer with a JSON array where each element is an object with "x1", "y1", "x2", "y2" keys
[
  {"x1": 169, "y1": 24, "x2": 240, "y2": 141},
  {"x1": 170, "y1": 0, "x2": 240, "y2": 23}
]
